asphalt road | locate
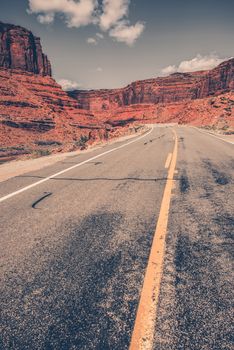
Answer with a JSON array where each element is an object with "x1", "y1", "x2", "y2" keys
[{"x1": 0, "y1": 126, "x2": 233, "y2": 350}]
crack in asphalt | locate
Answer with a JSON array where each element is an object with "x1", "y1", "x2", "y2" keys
[{"x1": 19, "y1": 175, "x2": 170, "y2": 183}]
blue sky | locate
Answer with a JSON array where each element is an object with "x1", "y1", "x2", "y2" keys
[{"x1": 0, "y1": 0, "x2": 233, "y2": 90}]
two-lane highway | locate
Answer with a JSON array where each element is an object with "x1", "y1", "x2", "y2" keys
[{"x1": 0, "y1": 126, "x2": 233, "y2": 349}]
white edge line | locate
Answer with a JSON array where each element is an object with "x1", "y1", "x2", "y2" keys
[
  {"x1": 194, "y1": 127, "x2": 234, "y2": 145},
  {"x1": 0, "y1": 128, "x2": 153, "y2": 203}
]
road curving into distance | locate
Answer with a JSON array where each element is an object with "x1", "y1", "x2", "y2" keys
[{"x1": 0, "y1": 125, "x2": 233, "y2": 349}]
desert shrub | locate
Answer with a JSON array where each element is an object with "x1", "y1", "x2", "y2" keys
[
  {"x1": 0, "y1": 146, "x2": 26, "y2": 152},
  {"x1": 34, "y1": 149, "x2": 51, "y2": 157},
  {"x1": 75, "y1": 135, "x2": 89, "y2": 149},
  {"x1": 35, "y1": 140, "x2": 62, "y2": 146}
]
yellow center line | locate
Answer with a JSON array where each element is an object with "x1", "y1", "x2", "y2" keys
[
  {"x1": 164, "y1": 152, "x2": 172, "y2": 169},
  {"x1": 129, "y1": 129, "x2": 178, "y2": 350}
]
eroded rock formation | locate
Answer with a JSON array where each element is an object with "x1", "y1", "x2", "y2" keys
[
  {"x1": 69, "y1": 58, "x2": 234, "y2": 115},
  {"x1": 0, "y1": 21, "x2": 233, "y2": 162},
  {"x1": 0, "y1": 22, "x2": 51, "y2": 76}
]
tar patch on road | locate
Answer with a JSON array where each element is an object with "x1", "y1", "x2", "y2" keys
[
  {"x1": 179, "y1": 171, "x2": 190, "y2": 193},
  {"x1": 179, "y1": 136, "x2": 186, "y2": 150},
  {"x1": 88, "y1": 161, "x2": 103, "y2": 166},
  {"x1": 144, "y1": 134, "x2": 165, "y2": 145},
  {"x1": 203, "y1": 160, "x2": 230, "y2": 186},
  {"x1": 32, "y1": 192, "x2": 52, "y2": 209}
]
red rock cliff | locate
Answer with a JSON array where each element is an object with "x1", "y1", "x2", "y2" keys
[
  {"x1": 0, "y1": 22, "x2": 51, "y2": 76},
  {"x1": 0, "y1": 21, "x2": 233, "y2": 161},
  {"x1": 69, "y1": 58, "x2": 234, "y2": 113}
]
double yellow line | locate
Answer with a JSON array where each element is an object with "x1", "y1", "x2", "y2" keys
[{"x1": 130, "y1": 129, "x2": 178, "y2": 350}]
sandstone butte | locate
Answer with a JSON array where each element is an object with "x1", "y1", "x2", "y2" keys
[{"x1": 0, "y1": 21, "x2": 233, "y2": 161}]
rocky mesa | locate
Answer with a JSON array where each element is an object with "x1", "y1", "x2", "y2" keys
[
  {"x1": 70, "y1": 59, "x2": 234, "y2": 111},
  {"x1": 69, "y1": 58, "x2": 234, "y2": 132},
  {"x1": 69, "y1": 58, "x2": 234, "y2": 128}
]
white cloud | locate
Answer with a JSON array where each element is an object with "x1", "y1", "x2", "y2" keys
[
  {"x1": 58, "y1": 79, "x2": 81, "y2": 91},
  {"x1": 87, "y1": 32, "x2": 104, "y2": 45},
  {"x1": 28, "y1": 0, "x2": 98, "y2": 28},
  {"x1": 99, "y1": 0, "x2": 129, "y2": 31},
  {"x1": 161, "y1": 65, "x2": 177, "y2": 75},
  {"x1": 109, "y1": 21, "x2": 145, "y2": 46},
  {"x1": 27, "y1": 0, "x2": 145, "y2": 45},
  {"x1": 161, "y1": 54, "x2": 226, "y2": 75},
  {"x1": 96, "y1": 67, "x2": 103, "y2": 72},
  {"x1": 87, "y1": 37, "x2": 97, "y2": 45},
  {"x1": 37, "y1": 13, "x2": 54, "y2": 24}
]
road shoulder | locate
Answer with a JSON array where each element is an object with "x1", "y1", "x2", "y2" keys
[{"x1": 0, "y1": 127, "x2": 150, "y2": 183}]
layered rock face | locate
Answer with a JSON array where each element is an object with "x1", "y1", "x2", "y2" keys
[
  {"x1": 0, "y1": 65, "x2": 135, "y2": 163},
  {"x1": 108, "y1": 93, "x2": 234, "y2": 128},
  {"x1": 0, "y1": 22, "x2": 136, "y2": 162},
  {"x1": 0, "y1": 22, "x2": 51, "y2": 76},
  {"x1": 0, "y1": 68, "x2": 120, "y2": 148},
  {"x1": 70, "y1": 58, "x2": 234, "y2": 115},
  {"x1": 0, "y1": 21, "x2": 233, "y2": 162}
]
